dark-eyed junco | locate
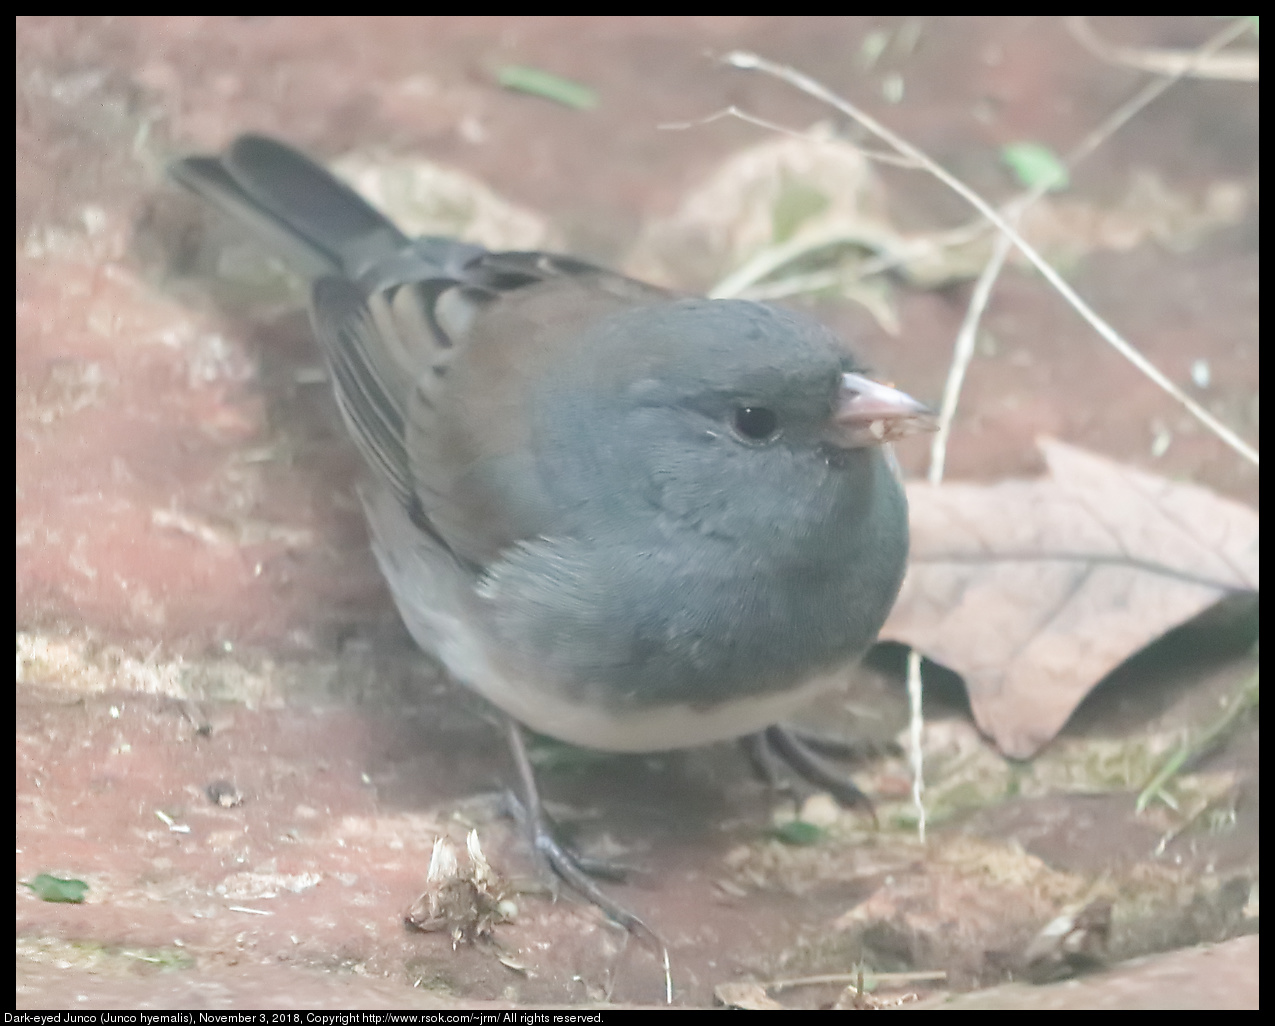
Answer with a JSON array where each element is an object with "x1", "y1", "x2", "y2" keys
[{"x1": 171, "y1": 134, "x2": 933, "y2": 935}]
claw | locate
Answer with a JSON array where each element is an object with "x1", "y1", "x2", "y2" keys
[
  {"x1": 748, "y1": 724, "x2": 879, "y2": 826},
  {"x1": 502, "y1": 718, "x2": 672, "y2": 1002}
]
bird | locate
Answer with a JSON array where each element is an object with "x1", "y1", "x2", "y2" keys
[{"x1": 170, "y1": 133, "x2": 934, "y2": 939}]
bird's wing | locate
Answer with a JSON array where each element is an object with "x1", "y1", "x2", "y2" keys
[{"x1": 172, "y1": 135, "x2": 670, "y2": 565}]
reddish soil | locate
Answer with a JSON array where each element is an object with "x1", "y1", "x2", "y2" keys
[{"x1": 17, "y1": 17, "x2": 1258, "y2": 1009}]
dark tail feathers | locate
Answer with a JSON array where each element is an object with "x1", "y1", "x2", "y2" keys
[{"x1": 169, "y1": 134, "x2": 409, "y2": 277}]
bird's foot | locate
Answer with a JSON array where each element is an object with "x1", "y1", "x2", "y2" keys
[
  {"x1": 501, "y1": 788, "x2": 651, "y2": 935},
  {"x1": 745, "y1": 724, "x2": 880, "y2": 825},
  {"x1": 501, "y1": 719, "x2": 670, "y2": 1001},
  {"x1": 501, "y1": 721, "x2": 672, "y2": 1000}
]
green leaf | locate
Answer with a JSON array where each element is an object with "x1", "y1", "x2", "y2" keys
[
  {"x1": 497, "y1": 66, "x2": 598, "y2": 110},
  {"x1": 771, "y1": 819, "x2": 826, "y2": 846},
  {"x1": 23, "y1": 874, "x2": 89, "y2": 903},
  {"x1": 1001, "y1": 142, "x2": 1069, "y2": 192}
]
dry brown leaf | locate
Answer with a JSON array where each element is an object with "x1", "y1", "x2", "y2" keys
[{"x1": 885, "y1": 439, "x2": 1258, "y2": 758}]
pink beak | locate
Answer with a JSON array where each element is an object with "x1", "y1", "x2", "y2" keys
[{"x1": 832, "y1": 372, "x2": 936, "y2": 448}]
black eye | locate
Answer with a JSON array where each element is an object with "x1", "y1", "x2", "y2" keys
[{"x1": 733, "y1": 406, "x2": 779, "y2": 441}]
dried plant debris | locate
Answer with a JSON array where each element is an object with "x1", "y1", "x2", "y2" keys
[
  {"x1": 405, "y1": 830, "x2": 515, "y2": 946},
  {"x1": 626, "y1": 128, "x2": 1247, "y2": 327},
  {"x1": 626, "y1": 125, "x2": 916, "y2": 329},
  {"x1": 1021, "y1": 895, "x2": 1114, "y2": 982}
]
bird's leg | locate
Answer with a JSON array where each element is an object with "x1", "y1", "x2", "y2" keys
[
  {"x1": 748, "y1": 724, "x2": 878, "y2": 825},
  {"x1": 741, "y1": 730, "x2": 797, "y2": 798},
  {"x1": 502, "y1": 717, "x2": 664, "y2": 946}
]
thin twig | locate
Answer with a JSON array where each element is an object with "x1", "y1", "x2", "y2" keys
[
  {"x1": 698, "y1": 21, "x2": 1254, "y2": 308},
  {"x1": 762, "y1": 968, "x2": 948, "y2": 993},
  {"x1": 933, "y1": 15, "x2": 1255, "y2": 481},
  {"x1": 724, "y1": 46, "x2": 1258, "y2": 467},
  {"x1": 929, "y1": 233, "x2": 1011, "y2": 486},
  {"x1": 906, "y1": 647, "x2": 926, "y2": 843},
  {"x1": 1067, "y1": 16, "x2": 1259, "y2": 82},
  {"x1": 659, "y1": 105, "x2": 922, "y2": 168}
]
